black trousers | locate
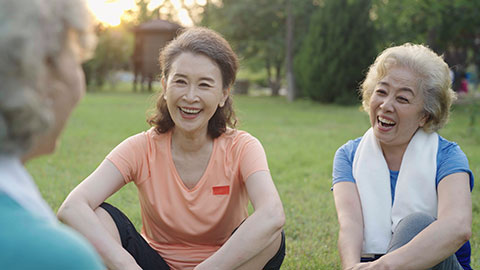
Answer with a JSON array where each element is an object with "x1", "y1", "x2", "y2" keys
[{"x1": 100, "y1": 202, "x2": 286, "y2": 270}]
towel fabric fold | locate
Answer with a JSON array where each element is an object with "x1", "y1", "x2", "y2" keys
[{"x1": 353, "y1": 128, "x2": 438, "y2": 254}]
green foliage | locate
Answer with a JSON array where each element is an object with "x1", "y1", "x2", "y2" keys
[
  {"x1": 83, "y1": 25, "x2": 133, "y2": 89},
  {"x1": 295, "y1": 0, "x2": 376, "y2": 104},
  {"x1": 372, "y1": 0, "x2": 480, "y2": 76},
  {"x1": 203, "y1": 0, "x2": 316, "y2": 95},
  {"x1": 204, "y1": 0, "x2": 287, "y2": 93},
  {"x1": 373, "y1": 0, "x2": 480, "y2": 50},
  {"x1": 27, "y1": 92, "x2": 480, "y2": 269}
]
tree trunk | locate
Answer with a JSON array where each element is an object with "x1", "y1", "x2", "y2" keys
[
  {"x1": 271, "y1": 59, "x2": 282, "y2": 96},
  {"x1": 286, "y1": 0, "x2": 296, "y2": 101}
]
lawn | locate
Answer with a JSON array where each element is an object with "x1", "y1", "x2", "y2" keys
[{"x1": 27, "y1": 90, "x2": 480, "y2": 269}]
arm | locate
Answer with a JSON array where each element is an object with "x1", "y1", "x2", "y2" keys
[
  {"x1": 333, "y1": 182, "x2": 364, "y2": 269},
  {"x1": 365, "y1": 172, "x2": 472, "y2": 270},
  {"x1": 57, "y1": 159, "x2": 141, "y2": 270},
  {"x1": 195, "y1": 170, "x2": 285, "y2": 270}
]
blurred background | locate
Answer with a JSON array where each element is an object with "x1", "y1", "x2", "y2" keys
[
  {"x1": 27, "y1": 2, "x2": 479, "y2": 268},
  {"x1": 84, "y1": 0, "x2": 480, "y2": 104}
]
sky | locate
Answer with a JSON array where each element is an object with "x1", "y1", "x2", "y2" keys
[{"x1": 86, "y1": 0, "x2": 203, "y2": 27}]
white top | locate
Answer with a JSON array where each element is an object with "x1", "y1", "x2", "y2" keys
[{"x1": 0, "y1": 155, "x2": 57, "y2": 222}]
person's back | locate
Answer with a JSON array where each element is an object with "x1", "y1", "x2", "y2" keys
[{"x1": 0, "y1": 193, "x2": 103, "y2": 269}]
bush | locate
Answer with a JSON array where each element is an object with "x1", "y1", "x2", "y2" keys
[{"x1": 294, "y1": 0, "x2": 376, "y2": 104}]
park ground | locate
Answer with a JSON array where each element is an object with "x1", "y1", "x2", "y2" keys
[{"x1": 27, "y1": 86, "x2": 480, "y2": 269}]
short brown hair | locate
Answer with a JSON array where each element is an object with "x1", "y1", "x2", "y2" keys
[{"x1": 147, "y1": 27, "x2": 238, "y2": 138}]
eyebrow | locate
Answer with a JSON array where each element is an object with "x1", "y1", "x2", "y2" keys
[
  {"x1": 172, "y1": 73, "x2": 216, "y2": 84},
  {"x1": 378, "y1": 81, "x2": 415, "y2": 96}
]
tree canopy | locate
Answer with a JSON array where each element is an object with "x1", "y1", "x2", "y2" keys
[{"x1": 87, "y1": 0, "x2": 480, "y2": 102}]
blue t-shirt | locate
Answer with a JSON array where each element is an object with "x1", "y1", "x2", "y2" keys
[
  {"x1": 0, "y1": 193, "x2": 104, "y2": 270},
  {"x1": 332, "y1": 135, "x2": 474, "y2": 270}
]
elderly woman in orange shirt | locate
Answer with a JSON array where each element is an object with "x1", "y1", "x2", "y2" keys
[{"x1": 58, "y1": 27, "x2": 285, "y2": 270}]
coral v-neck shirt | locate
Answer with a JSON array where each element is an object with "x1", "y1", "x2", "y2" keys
[{"x1": 106, "y1": 128, "x2": 269, "y2": 269}]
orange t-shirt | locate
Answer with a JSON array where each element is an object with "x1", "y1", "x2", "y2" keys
[{"x1": 106, "y1": 128, "x2": 269, "y2": 270}]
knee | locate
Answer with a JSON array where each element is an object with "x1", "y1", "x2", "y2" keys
[{"x1": 397, "y1": 212, "x2": 435, "y2": 232}]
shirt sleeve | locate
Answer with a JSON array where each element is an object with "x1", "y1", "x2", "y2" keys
[
  {"x1": 332, "y1": 140, "x2": 358, "y2": 186},
  {"x1": 238, "y1": 134, "x2": 270, "y2": 182},
  {"x1": 106, "y1": 132, "x2": 149, "y2": 184},
  {"x1": 437, "y1": 139, "x2": 474, "y2": 190}
]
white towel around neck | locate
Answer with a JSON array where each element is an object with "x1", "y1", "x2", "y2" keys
[
  {"x1": 0, "y1": 155, "x2": 57, "y2": 223},
  {"x1": 352, "y1": 128, "x2": 438, "y2": 254}
]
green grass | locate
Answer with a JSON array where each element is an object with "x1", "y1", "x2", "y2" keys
[{"x1": 27, "y1": 91, "x2": 480, "y2": 269}]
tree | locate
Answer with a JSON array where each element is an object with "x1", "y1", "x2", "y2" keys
[
  {"x1": 204, "y1": 0, "x2": 286, "y2": 95},
  {"x1": 295, "y1": 0, "x2": 377, "y2": 104},
  {"x1": 286, "y1": 0, "x2": 317, "y2": 101},
  {"x1": 83, "y1": 24, "x2": 133, "y2": 89},
  {"x1": 285, "y1": 0, "x2": 295, "y2": 101},
  {"x1": 122, "y1": 0, "x2": 205, "y2": 26},
  {"x1": 373, "y1": 0, "x2": 480, "y2": 91}
]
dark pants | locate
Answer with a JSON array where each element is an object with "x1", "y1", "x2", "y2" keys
[{"x1": 100, "y1": 202, "x2": 286, "y2": 270}]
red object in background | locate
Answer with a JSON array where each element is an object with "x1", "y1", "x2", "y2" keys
[{"x1": 459, "y1": 78, "x2": 469, "y2": 93}]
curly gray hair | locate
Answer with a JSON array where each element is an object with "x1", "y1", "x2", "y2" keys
[
  {"x1": 0, "y1": 0, "x2": 96, "y2": 155},
  {"x1": 360, "y1": 43, "x2": 457, "y2": 132}
]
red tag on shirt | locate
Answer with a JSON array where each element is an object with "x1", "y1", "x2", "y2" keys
[{"x1": 212, "y1": 185, "x2": 230, "y2": 195}]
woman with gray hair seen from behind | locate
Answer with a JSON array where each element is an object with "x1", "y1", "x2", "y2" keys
[
  {"x1": 0, "y1": 0, "x2": 103, "y2": 269},
  {"x1": 332, "y1": 44, "x2": 473, "y2": 270}
]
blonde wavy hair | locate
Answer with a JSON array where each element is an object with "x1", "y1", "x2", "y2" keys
[
  {"x1": 0, "y1": 0, "x2": 96, "y2": 155},
  {"x1": 360, "y1": 43, "x2": 457, "y2": 132}
]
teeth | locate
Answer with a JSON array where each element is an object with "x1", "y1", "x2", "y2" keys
[
  {"x1": 378, "y1": 116, "x2": 396, "y2": 125},
  {"x1": 180, "y1": 107, "x2": 200, "y2": 114}
]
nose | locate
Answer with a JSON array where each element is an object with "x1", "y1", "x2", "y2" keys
[
  {"x1": 379, "y1": 95, "x2": 394, "y2": 112},
  {"x1": 183, "y1": 85, "x2": 199, "y2": 103}
]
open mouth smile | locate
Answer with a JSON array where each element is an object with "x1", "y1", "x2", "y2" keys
[
  {"x1": 377, "y1": 116, "x2": 396, "y2": 128},
  {"x1": 179, "y1": 107, "x2": 201, "y2": 115}
]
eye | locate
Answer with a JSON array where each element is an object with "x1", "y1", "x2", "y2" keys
[
  {"x1": 175, "y1": 79, "x2": 187, "y2": 85},
  {"x1": 396, "y1": 96, "x2": 410, "y2": 104},
  {"x1": 199, "y1": 82, "x2": 212, "y2": 88},
  {"x1": 375, "y1": 89, "x2": 387, "y2": 96}
]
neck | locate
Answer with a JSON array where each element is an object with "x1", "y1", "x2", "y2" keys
[
  {"x1": 171, "y1": 127, "x2": 212, "y2": 153},
  {"x1": 380, "y1": 143, "x2": 408, "y2": 171}
]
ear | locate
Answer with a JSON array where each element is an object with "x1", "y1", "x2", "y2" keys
[
  {"x1": 419, "y1": 111, "x2": 429, "y2": 127},
  {"x1": 219, "y1": 87, "x2": 230, "y2": 108},
  {"x1": 161, "y1": 77, "x2": 167, "y2": 100}
]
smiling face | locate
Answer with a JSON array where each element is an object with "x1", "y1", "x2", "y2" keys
[
  {"x1": 369, "y1": 66, "x2": 428, "y2": 151},
  {"x1": 163, "y1": 52, "x2": 228, "y2": 137}
]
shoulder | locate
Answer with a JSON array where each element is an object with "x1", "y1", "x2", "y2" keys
[
  {"x1": 218, "y1": 129, "x2": 262, "y2": 149},
  {"x1": 436, "y1": 135, "x2": 474, "y2": 189},
  {"x1": 334, "y1": 137, "x2": 362, "y2": 161},
  {"x1": 0, "y1": 194, "x2": 104, "y2": 269},
  {"x1": 125, "y1": 128, "x2": 160, "y2": 145},
  {"x1": 113, "y1": 128, "x2": 167, "y2": 153},
  {"x1": 437, "y1": 135, "x2": 469, "y2": 163},
  {"x1": 332, "y1": 137, "x2": 362, "y2": 185}
]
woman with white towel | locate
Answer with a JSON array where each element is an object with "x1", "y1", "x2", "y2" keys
[{"x1": 332, "y1": 44, "x2": 473, "y2": 270}]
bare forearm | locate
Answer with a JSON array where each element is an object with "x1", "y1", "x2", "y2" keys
[
  {"x1": 338, "y1": 226, "x2": 363, "y2": 269},
  {"x1": 197, "y1": 208, "x2": 284, "y2": 270},
  {"x1": 58, "y1": 202, "x2": 140, "y2": 270}
]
